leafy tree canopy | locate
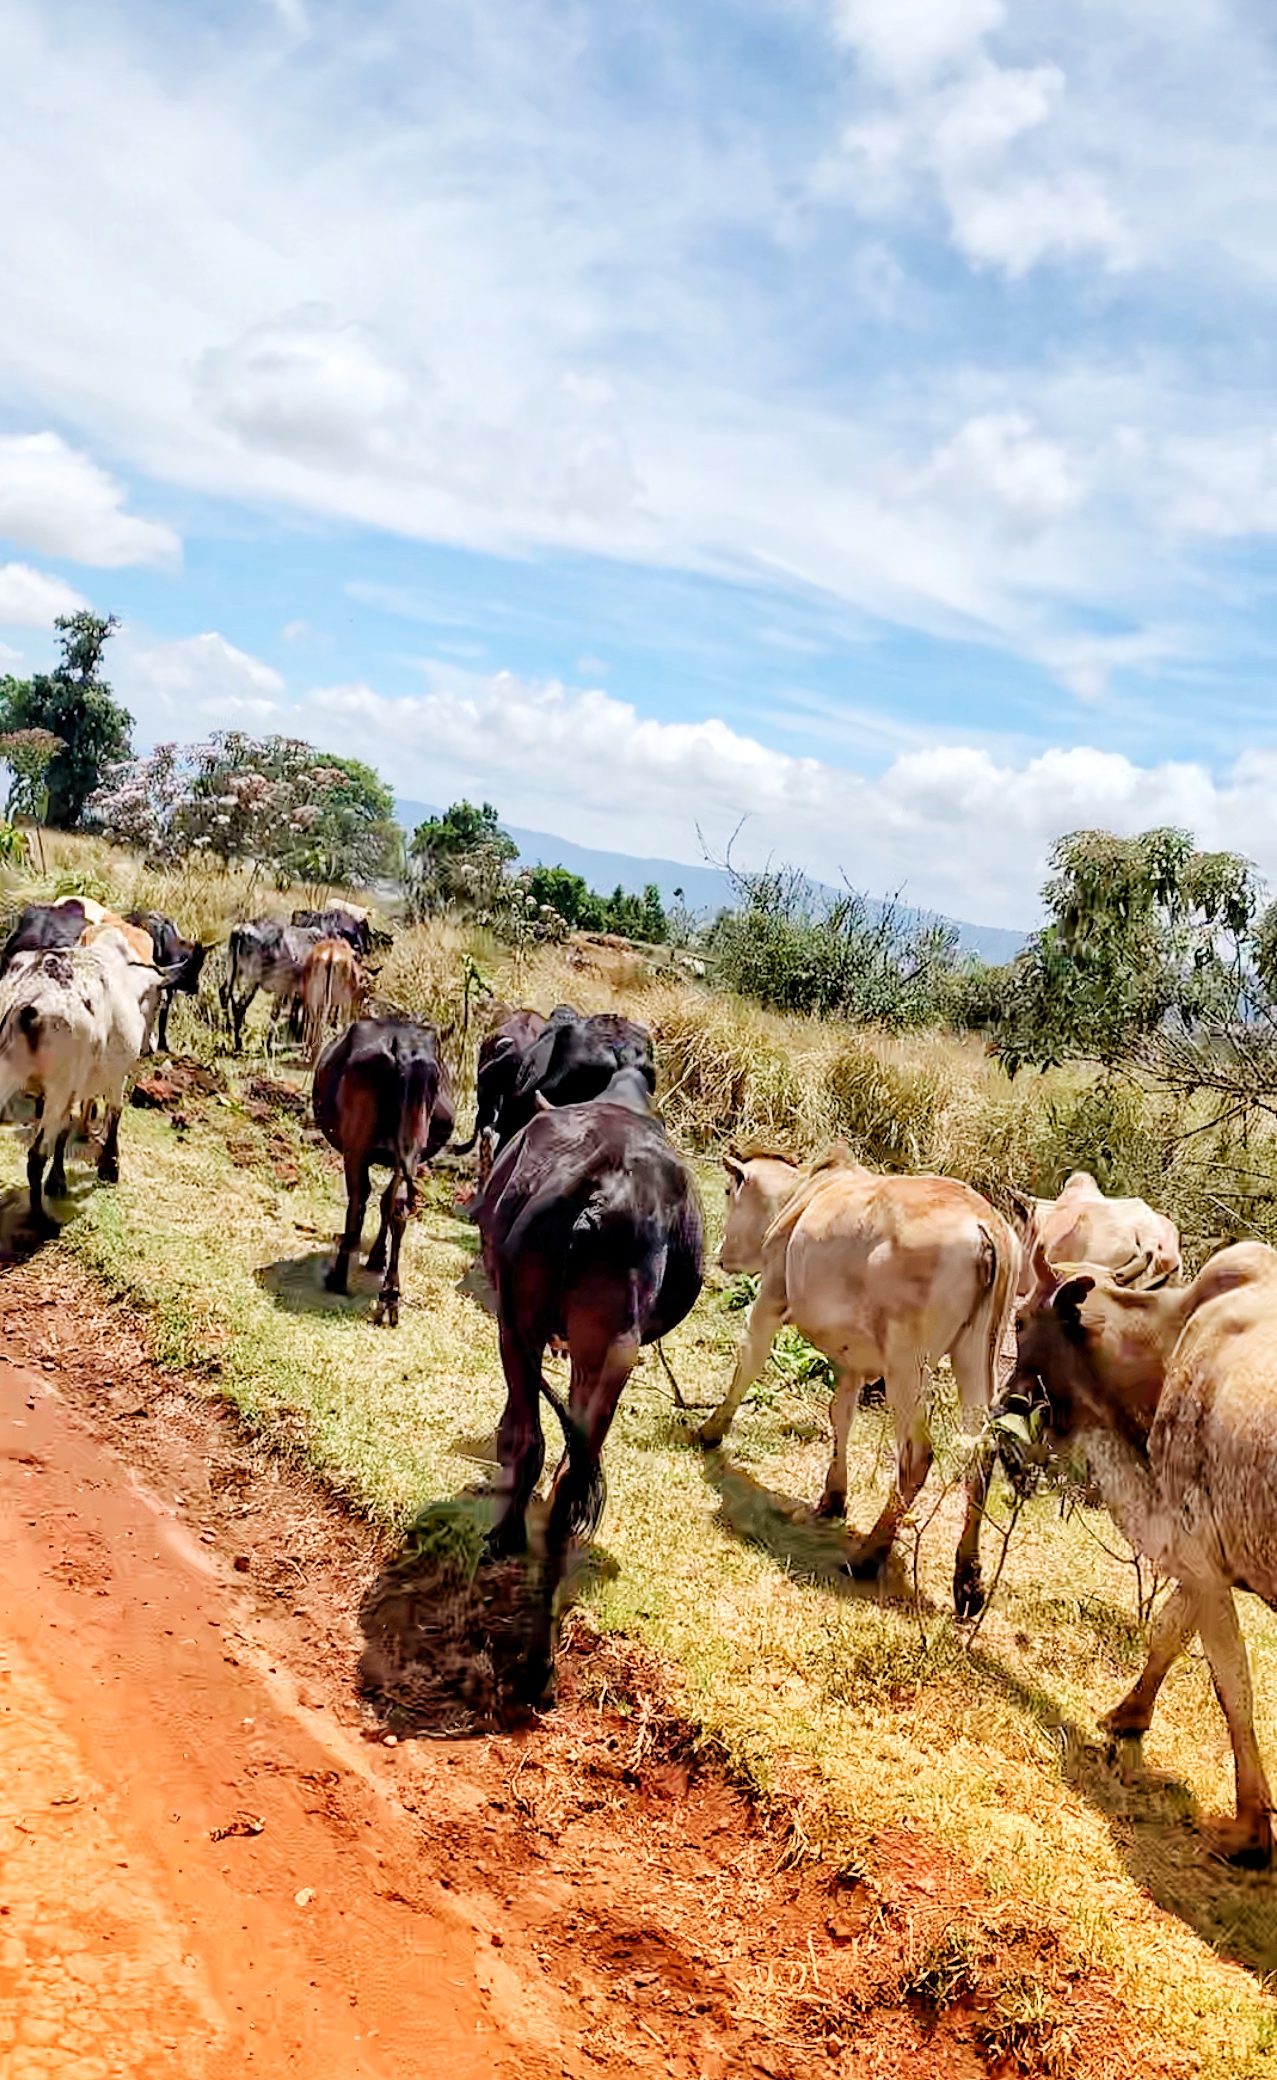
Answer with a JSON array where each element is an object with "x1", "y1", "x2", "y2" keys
[
  {"x1": 0, "y1": 613, "x2": 132, "y2": 828},
  {"x1": 982, "y1": 828, "x2": 1262, "y2": 1072}
]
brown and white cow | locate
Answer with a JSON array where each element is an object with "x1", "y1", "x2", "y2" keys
[
  {"x1": 1017, "y1": 1171, "x2": 1180, "y2": 1297},
  {"x1": 1012, "y1": 1240, "x2": 1277, "y2": 1864},
  {"x1": 702, "y1": 1148, "x2": 1021, "y2": 1616}
]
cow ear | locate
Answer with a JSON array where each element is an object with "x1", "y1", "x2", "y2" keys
[
  {"x1": 1005, "y1": 1185, "x2": 1034, "y2": 1227},
  {"x1": 724, "y1": 1154, "x2": 745, "y2": 1187},
  {"x1": 1053, "y1": 1273, "x2": 1096, "y2": 1341}
]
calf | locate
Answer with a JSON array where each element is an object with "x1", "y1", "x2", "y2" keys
[
  {"x1": 1012, "y1": 1241, "x2": 1277, "y2": 1863},
  {"x1": 0, "y1": 930, "x2": 161, "y2": 1229},
  {"x1": 125, "y1": 910, "x2": 208, "y2": 1053},
  {"x1": 223, "y1": 920, "x2": 321, "y2": 1050},
  {"x1": 300, "y1": 937, "x2": 367, "y2": 1058},
  {"x1": 474, "y1": 1089, "x2": 703, "y2": 1703},
  {"x1": 313, "y1": 1016, "x2": 455, "y2": 1325},
  {"x1": 701, "y1": 1149, "x2": 1021, "y2": 1617}
]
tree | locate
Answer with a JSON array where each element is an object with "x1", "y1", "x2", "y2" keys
[
  {"x1": 88, "y1": 732, "x2": 400, "y2": 887},
  {"x1": 407, "y1": 801, "x2": 518, "y2": 917},
  {"x1": 0, "y1": 728, "x2": 66, "y2": 871},
  {"x1": 524, "y1": 864, "x2": 604, "y2": 931},
  {"x1": 986, "y1": 828, "x2": 1261, "y2": 1072},
  {"x1": 0, "y1": 614, "x2": 132, "y2": 827}
]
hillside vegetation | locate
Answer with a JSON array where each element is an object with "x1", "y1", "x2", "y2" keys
[{"x1": 3, "y1": 834, "x2": 1277, "y2": 2076}]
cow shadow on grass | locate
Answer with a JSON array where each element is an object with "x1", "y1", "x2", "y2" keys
[
  {"x1": 1057, "y1": 1719, "x2": 1277, "y2": 1977},
  {"x1": 0, "y1": 1174, "x2": 99, "y2": 1267},
  {"x1": 357, "y1": 1490, "x2": 617, "y2": 1738},
  {"x1": 255, "y1": 1248, "x2": 385, "y2": 1317},
  {"x1": 699, "y1": 1449, "x2": 921, "y2": 1607},
  {"x1": 928, "y1": 1632, "x2": 1277, "y2": 1978}
]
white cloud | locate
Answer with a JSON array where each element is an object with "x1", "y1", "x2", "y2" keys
[
  {"x1": 910, "y1": 411, "x2": 1087, "y2": 530},
  {"x1": 113, "y1": 630, "x2": 285, "y2": 737},
  {"x1": 827, "y1": 7, "x2": 1132, "y2": 276},
  {"x1": 289, "y1": 664, "x2": 1277, "y2": 927},
  {"x1": 0, "y1": 434, "x2": 179, "y2": 569},
  {"x1": 0, "y1": 562, "x2": 88, "y2": 628},
  {"x1": 831, "y1": 0, "x2": 1004, "y2": 91}
]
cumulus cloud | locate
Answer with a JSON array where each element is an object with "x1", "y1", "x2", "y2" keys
[
  {"x1": 0, "y1": 434, "x2": 179, "y2": 568},
  {"x1": 827, "y1": 2, "x2": 1131, "y2": 276},
  {"x1": 0, "y1": 561, "x2": 89, "y2": 628},
  {"x1": 113, "y1": 630, "x2": 285, "y2": 738},
  {"x1": 290, "y1": 665, "x2": 1277, "y2": 927}
]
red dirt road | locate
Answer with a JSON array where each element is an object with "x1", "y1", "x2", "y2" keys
[{"x1": 0, "y1": 1356, "x2": 531, "y2": 2080}]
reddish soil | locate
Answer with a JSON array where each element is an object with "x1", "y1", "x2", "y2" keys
[{"x1": 0, "y1": 1257, "x2": 1189, "y2": 2080}]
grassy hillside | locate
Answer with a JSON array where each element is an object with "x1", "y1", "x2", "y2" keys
[{"x1": 3, "y1": 835, "x2": 1277, "y2": 2076}]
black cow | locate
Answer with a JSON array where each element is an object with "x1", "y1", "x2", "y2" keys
[
  {"x1": 491, "y1": 1009, "x2": 655, "y2": 1152},
  {"x1": 313, "y1": 1015, "x2": 455, "y2": 1326},
  {"x1": 125, "y1": 911, "x2": 207, "y2": 1053},
  {"x1": 474, "y1": 1080, "x2": 703, "y2": 1702},
  {"x1": 453, "y1": 1005, "x2": 582, "y2": 1175},
  {"x1": 291, "y1": 906, "x2": 390, "y2": 956},
  {"x1": 0, "y1": 900, "x2": 91, "y2": 976}
]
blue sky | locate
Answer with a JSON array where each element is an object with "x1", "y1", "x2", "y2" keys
[{"x1": 2, "y1": 0, "x2": 1277, "y2": 927}]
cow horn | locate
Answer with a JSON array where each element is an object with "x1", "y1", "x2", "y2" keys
[{"x1": 534, "y1": 1091, "x2": 554, "y2": 1113}]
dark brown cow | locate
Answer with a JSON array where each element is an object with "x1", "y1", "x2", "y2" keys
[
  {"x1": 474, "y1": 1070, "x2": 703, "y2": 1702},
  {"x1": 453, "y1": 1006, "x2": 571, "y2": 1180},
  {"x1": 313, "y1": 1016, "x2": 455, "y2": 1325}
]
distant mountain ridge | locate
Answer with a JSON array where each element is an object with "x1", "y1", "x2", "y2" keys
[{"x1": 394, "y1": 800, "x2": 1025, "y2": 965}]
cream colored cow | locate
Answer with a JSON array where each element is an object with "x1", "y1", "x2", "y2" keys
[
  {"x1": 702, "y1": 1148, "x2": 1021, "y2": 1616},
  {"x1": 1018, "y1": 1171, "x2": 1181, "y2": 1297},
  {"x1": 1014, "y1": 1239, "x2": 1277, "y2": 1863}
]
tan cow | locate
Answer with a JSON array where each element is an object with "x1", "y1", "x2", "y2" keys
[
  {"x1": 1013, "y1": 1240, "x2": 1277, "y2": 1863},
  {"x1": 1017, "y1": 1171, "x2": 1180, "y2": 1297},
  {"x1": 703, "y1": 1148, "x2": 1021, "y2": 1616},
  {"x1": 300, "y1": 937, "x2": 367, "y2": 1059}
]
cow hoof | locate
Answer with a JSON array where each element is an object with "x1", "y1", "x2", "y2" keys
[
  {"x1": 841, "y1": 1542, "x2": 887, "y2": 1581},
  {"x1": 366, "y1": 1247, "x2": 387, "y2": 1273},
  {"x1": 96, "y1": 1161, "x2": 119, "y2": 1187},
  {"x1": 1203, "y1": 1813, "x2": 1273, "y2": 1868},
  {"x1": 1102, "y1": 1730, "x2": 1145, "y2": 1785},
  {"x1": 485, "y1": 1519, "x2": 528, "y2": 1563},
  {"x1": 373, "y1": 1293, "x2": 400, "y2": 1328},
  {"x1": 46, "y1": 1173, "x2": 68, "y2": 1202},
  {"x1": 322, "y1": 1265, "x2": 348, "y2": 1295},
  {"x1": 814, "y1": 1491, "x2": 846, "y2": 1521},
  {"x1": 697, "y1": 1422, "x2": 726, "y2": 1450},
  {"x1": 954, "y1": 1566, "x2": 986, "y2": 1620}
]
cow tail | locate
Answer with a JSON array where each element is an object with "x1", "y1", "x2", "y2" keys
[{"x1": 967, "y1": 1216, "x2": 1020, "y2": 1415}]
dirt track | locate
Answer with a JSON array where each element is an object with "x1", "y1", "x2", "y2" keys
[{"x1": 0, "y1": 1261, "x2": 1191, "y2": 2080}]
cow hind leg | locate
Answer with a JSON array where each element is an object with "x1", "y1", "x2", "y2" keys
[
  {"x1": 816, "y1": 1370, "x2": 866, "y2": 1518},
  {"x1": 96, "y1": 1108, "x2": 122, "y2": 1185},
  {"x1": 523, "y1": 1307, "x2": 639, "y2": 1706},
  {"x1": 948, "y1": 1324, "x2": 1002, "y2": 1619},
  {"x1": 372, "y1": 1171, "x2": 414, "y2": 1329},
  {"x1": 487, "y1": 1319, "x2": 548, "y2": 1562},
  {"x1": 45, "y1": 1125, "x2": 72, "y2": 1200},
  {"x1": 325, "y1": 1151, "x2": 370, "y2": 1295},
  {"x1": 25, "y1": 1137, "x2": 57, "y2": 1236},
  {"x1": 366, "y1": 1172, "x2": 394, "y2": 1272},
  {"x1": 845, "y1": 1360, "x2": 931, "y2": 1577}
]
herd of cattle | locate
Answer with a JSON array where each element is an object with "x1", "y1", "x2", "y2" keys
[{"x1": 0, "y1": 891, "x2": 1274, "y2": 1859}]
